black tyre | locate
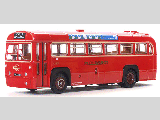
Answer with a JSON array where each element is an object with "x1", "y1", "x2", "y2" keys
[
  {"x1": 51, "y1": 73, "x2": 67, "y2": 94},
  {"x1": 119, "y1": 70, "x2": 136, "y2": 88}
]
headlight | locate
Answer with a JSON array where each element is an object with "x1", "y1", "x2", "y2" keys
[
  {"x1": 29, "y1": 65, "x2": 31, "y2": 69},
  {"x1": 25, "y1": 72, "x2": 27, "y2": 76}
]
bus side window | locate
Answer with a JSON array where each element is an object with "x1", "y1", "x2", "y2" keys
[
  {"x1": 88, "y1": 44, "x2": 103, "y2": 55},
  {"x1": 70, "y1": 43, "x2": 86, "y2": 55},
  {"x1": 44, "y1": 43, "x2": 47, "y2": 60},
  {"x1": 135, "y1": 43, "x2": 147, "y2": 54},
  {"x1": 120, "y1": 43, "x2": 133, "y2": 54},
  {"x1": 51, "y1": 43, "x2": 68, "y2": 56},
  {"x1": 36, "y1": 43, "x2": 39, "y2": 61},
  {"x1": 105, "y1": 44, "x2": 118, "y2": 55},
  {"x1": 149, "y1": 44, "x2": 153, "y2": 54}
]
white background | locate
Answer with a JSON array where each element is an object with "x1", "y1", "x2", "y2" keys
[{"x1": 0, "y1": 24, "x2": 159, "y2": 97}]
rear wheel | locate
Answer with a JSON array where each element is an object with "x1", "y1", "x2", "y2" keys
[
  {"x1": 119, "y1": 70, "x2": 136, "y2": 88},
  {"x1": 51, "y1": 73, "x2": 67, "y2": 94}
]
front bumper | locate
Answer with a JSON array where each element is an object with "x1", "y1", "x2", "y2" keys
[{"x1": 6, "y1": 76, "x2": 37, "y2": 89}]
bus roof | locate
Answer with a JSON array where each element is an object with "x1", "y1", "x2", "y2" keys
[{"x1": 7, "y1": 30, "x2": 152, "y2": 42}]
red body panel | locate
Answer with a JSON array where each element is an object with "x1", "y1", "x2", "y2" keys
[
  {"x1": 51, "y1": 55, "x2": 156, "y2": 86},
  {"x1": 5, "y1": 31, "x2": 157, "y2": 89}
]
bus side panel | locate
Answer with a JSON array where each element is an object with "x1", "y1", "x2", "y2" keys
[
  {"x1": 146, "y1": 55, "x2": 157, "y2": 80},
  {"x1": 51, "y1": 56, "x2": 123, "y2": 86},
  {"x1": 71, "y1": 73, "x2": 89, "y2": 86},
  {"x1": 87, "y1": 72, "x2": 96, "y2": 84},
  {"x1": 104, "y1": 55, "x2": 151, "y2": 82},
  {"x1": 139, "y1": 70, "x2": 148, "y2": 81},
  {"x1": 119, "y1": 55, "x2": 154, "y2": 81},
  {"x1": 50, "y1": 54, "x2": 155, "y2": 86},
  {"x1": 152, "y1": 55, "x2": 157, "y2": 80},
  {"x1": 69, "y1": 57, "x2": 95, "y2": 86},
  {"x1": 105, "y1": 71, "x2": 123, "y2": 83},
  {"x1": 103, "y1": 56, "x2": 123, "y2": 84},
  {"x1": 147, "y1": 69, "x2": 156, "y2": 80}
]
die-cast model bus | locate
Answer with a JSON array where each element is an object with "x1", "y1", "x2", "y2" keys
[{"x1": 5, "y1": 30, "x2": 157, "y2": 93}]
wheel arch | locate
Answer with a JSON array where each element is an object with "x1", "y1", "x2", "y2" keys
[
  {"x1": 123, "y1": 65, "x2": 139, "y2": 82},
  {"x1": 50, "y1": 67, "x2": 71, "y2": 87}
]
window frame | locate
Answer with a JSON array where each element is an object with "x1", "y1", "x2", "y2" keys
[
  {"x1": 120, "y1": 43, "x2": 133, "y2": 54},
  {"x1": 36, "y1": 43, "x2": 39, "y2": 61},
  {"x1": 135, "y1": 43, "x2": 147, "y2": 54},
  {"x1": 70, "y1": 43, "x2": 86, "y2": 55},
  {"x1": 51, "y1": 43, "x2": 68, "y2": 56},
  {"x1": 44, "y1": 43, "x2": 47, "y2": 61},
  {"x1": 149, "y1": 43, "x2": 154, "y2": 55},
  {"x1": 88, "y1": 43, "x2": 103, "y2": 55},
  {"x1": 105, "y1": 43, "x2": 118, "y2": 55},
  {"x1": 6, "y1": 43, "x2": 32, "y2": 61}
]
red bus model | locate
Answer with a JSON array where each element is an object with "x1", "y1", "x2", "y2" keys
[{"x1": 5, "y1": 30, "x2": 157, "y2": 93}]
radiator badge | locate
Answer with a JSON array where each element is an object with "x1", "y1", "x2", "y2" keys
[{"x1": 13, "y1": 64, "x2": 20, "y2": 71}]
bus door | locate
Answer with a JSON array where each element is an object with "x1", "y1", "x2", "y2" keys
[{"x1": 36, "y1": 42, "x2": 49, "y2": 87}]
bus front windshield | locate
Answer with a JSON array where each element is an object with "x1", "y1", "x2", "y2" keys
[{"x1": 6, "y1": 43, "x2": 31, "y2": 61}]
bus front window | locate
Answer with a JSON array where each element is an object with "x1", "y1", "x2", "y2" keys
[{"x1": 6, "y1": 44, "x2": 31, "y2": 61}]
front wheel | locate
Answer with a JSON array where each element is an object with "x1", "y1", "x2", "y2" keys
[
  {"x1": 51, "y1": 73, "x2": 67, "y2": 94},
  {"x1": 119, "y1": 70, "x2": 136, "y2": 88}
]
